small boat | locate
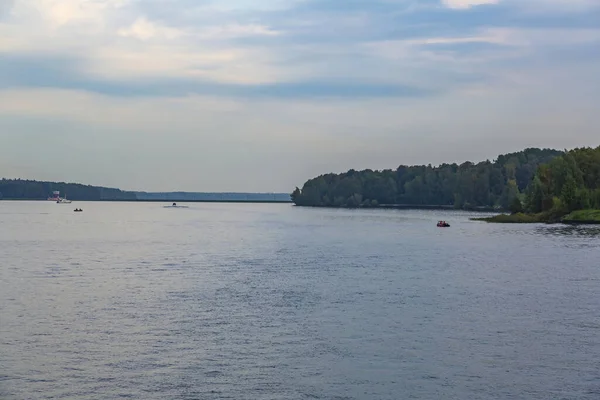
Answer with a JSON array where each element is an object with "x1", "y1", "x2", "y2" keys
[
  {"x1": 56, "y1": 195, "x2": 72, "y2": 204},
  {"x1": 163, "y1": 202, "x2": 189, "y2": 209},
  {"x1": 437, "y1": 221, "x2": 450, "y2": 227},
  {"x1": 74, "y1": 208, "x2": 83, "y2": 212}
]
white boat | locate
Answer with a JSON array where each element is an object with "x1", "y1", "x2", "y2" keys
[{"x1": 56, "y1": 195, "x2": 72, "y2": 204}]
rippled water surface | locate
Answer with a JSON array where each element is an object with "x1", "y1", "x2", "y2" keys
[{"x1": 1, "y1": 201, "x2": 600, "y2": 399}]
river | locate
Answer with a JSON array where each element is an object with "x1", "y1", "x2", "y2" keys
[{"x1": 1, "y1": 201, "x2": 599, "y2": 399}]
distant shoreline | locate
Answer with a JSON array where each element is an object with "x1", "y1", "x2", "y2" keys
[
  {"x1": 104, "y1": 199, "x2": 293, "y2": 203},
  {"x1": 1, "y1": 199, "x2": 500, "y2": 210},
  {"x1": 0, "y1": 198, "x2": 292, "y2": 203},
  {"x1": 0, "y1": 178, "x2": 292, "y2": 203},
  {"x1": 471, "y1": 210, "x2": 600, "y2": 225},
  {"x1": 293, "y1": 204, "x2": 500, "y2": 212}
]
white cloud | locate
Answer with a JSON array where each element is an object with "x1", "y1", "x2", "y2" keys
[
  {"x1": 117, "y1": 17, "x2": 184, "y2": 40},
  {"x1": 198, "y1": 23, "x2": 281, "y2": 39},
  {"x1": 366, "y1": 27, "x2": 600, "y2": 59},
  {"x1": 11, "y1": 0, "x2": 129, "y2": 29},
  {"x1": 441, "y1": 0, "x2": 500, "y2": 9},
  {"x1": 0, "y1": 0, "x2": 599, "y2": 191},
  {"x1": 82, "y1": 43, "x2": 288, "y2": 84},
  {"x1": 508, "y1": 0, "x2": 600, "y2": 14},
  {"x1": 0, "y1": 0, "x2": 285, "y2": 84}
]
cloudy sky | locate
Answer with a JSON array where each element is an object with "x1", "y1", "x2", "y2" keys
[{"x1": 0, "y1": 0, "x2": 598, "y2": 192}]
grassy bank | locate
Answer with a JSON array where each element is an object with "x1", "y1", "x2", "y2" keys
[
  {"x1": 472, "y1": 210, "x2": 600, "y2": 224},
  {"x1": 562, "y1": 210, "x2": 600, "y2": 224},
  {"x1": 471, "y1": 213, "x2": 543, "y2": 223}
]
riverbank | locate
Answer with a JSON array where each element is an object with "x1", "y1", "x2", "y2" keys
[
  {"x1": 294, "y1": 204, "x2": 501, "y2": 212},
  {"x1": 471, "y1": 210, "x2": 600, "y2": 224},
  {"x1": 0, "y1": 198, "x2": 292, "y2": 204},
  {"x1": 562, "y1": 210, "x2": 600, "y2": 224}
]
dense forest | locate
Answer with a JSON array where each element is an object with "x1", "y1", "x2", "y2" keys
[
  {"x1": 0, "y1": 179, "x2": 137, "y2": 200},
  {"x1": 522, "y1": 146, "x2": 600, "y2": 216},
  {"x1": 291, "y1": 148, "x2": 564, "y2": 210}
]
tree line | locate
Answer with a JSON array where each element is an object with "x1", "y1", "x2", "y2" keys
[
  {"x1": 522, "y1": 146, "x2": 600, "y2": 216},
  {"x1": 0, "y1": 179, "x2": 292, "y2": 202},
  {"x1": 291, "y1": 148, "x2": 566, "y2": 210},
  {"x1": 0, "y1": 179, "x2": 136, "y2": 200}
]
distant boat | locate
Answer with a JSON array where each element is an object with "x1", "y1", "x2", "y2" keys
[
  {"x1": 56, "y1": 195, "x2": 72, "y2": 204},
  {"x1": 48, "y1": 190, "x2": 61, "y2": 201},
  {"x1": 164, "y1": 202, "x2": 188, "y2": 208}
]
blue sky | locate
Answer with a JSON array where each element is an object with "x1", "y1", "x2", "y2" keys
[{"x1": 0, "y1": 0, "x2": 599, "y2": 191}]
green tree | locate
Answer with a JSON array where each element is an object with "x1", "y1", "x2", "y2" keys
[
  {"x1": 509, "y1": 196, "x2": 523, "y2": 214},
  {"x1": 291, "y1": 187, "x2": 301, "y2": 204},
  {"x1": 525, "y1": 176, "x2": 544, "y2": 213},
  {"x1": 291, "y1": 148, "x2": 565, "y2": 210},
  {"x1": 560, "y1": 175, "x2": 578, "y2": 212}
]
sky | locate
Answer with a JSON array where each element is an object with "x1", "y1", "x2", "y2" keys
[{"x1": 0, "y1": 0, "x2": 599, "y2": 192}]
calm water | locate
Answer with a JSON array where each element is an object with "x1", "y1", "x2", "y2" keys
[{"x1": 1, "y1": 201, "x2": 600, "y2": 399}]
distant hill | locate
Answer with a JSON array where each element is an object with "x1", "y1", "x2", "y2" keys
[{"x1": 0, "y1": 179, "x2": 291, "y2": 202}]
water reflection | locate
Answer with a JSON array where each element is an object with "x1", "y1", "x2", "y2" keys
[{"x1": 537, "y1": 224, "x2": 600, "y2": 238}]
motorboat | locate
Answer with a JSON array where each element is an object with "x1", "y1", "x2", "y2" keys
[
  {"x1": 74, "y1": 208, "x2": 83, "y2": 212},
  {"x1": 437, "y1": 221, "x2": 450, "y2": 227},
  {"x1": 56, "y1": 196, "x2": 72, "y2": 204},
  {"x1": 164, "y1": 202, "x2": 189, "y2": 208}
]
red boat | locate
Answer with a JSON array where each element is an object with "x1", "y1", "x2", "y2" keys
[{"x1": 47, "y1": 190, "x2": 60, "y2": 201}]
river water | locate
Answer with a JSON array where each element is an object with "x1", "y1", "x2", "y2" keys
[{"x1": 1, "y1": 201, "x2": 599, "y2": 399}]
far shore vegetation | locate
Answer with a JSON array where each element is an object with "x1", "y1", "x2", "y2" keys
[
  {"x1": 470, "y1": 146, "x2": 600, "y2": 224},
  {"x1": 291, "y1": 145, "x2": 600, "y2": 224},
  {"x1": 471, "y1": 210, "x2": 600, "y2": 224},
  {"x1": 0, "y1": 179, "x2": 291, "y2": 203}
]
